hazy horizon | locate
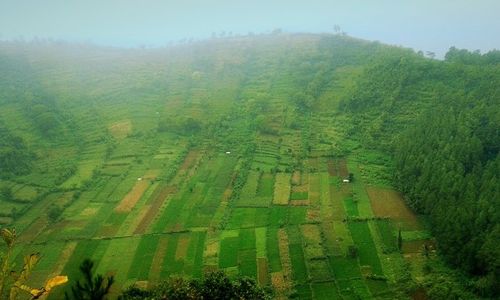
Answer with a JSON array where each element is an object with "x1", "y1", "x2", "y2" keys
[{"x1": 1, "y1": 0, "x2": 499, "y2": 58}]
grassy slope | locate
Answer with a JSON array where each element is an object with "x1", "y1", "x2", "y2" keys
[{"x1": 0, "y1": 34, "x2": 484, "y2": 299}]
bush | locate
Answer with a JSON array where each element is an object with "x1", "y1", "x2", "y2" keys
[{"x1": 119, "y1": 271, "x2": 271, "y2": 300}]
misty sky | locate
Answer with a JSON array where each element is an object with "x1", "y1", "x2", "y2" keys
[{"x1": 1, "y1": 0, "x2": 499, "y2": 58}]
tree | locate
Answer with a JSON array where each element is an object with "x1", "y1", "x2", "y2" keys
[
  {"x1": 425, "y1": 51, "x2": 436, "y2": 59},
  {"x1": 398, "y1": 228, "x2": 403, "y2": 252},
  {"x1": 0, "y1": 186, "x2": 13, "y2": 201},
  {"x1": 347, "y1": 245, "x2": 358, "y2": 258},
  {"x1": 47, "y1": 205, "x2": 63, "y2": 223},
  {"x1": 334, "y1": 24, "x2": 341, "y2": 34},
  {"x1": 119, "y1": 271, "x2": 270, "y2": 300},
  {"x1": 66, "y1": 259, "x2": 114, "y2": 300}
]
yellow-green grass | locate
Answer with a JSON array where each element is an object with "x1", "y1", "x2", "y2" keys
[
  {"x1": 226, "y1": 207, "x2": 269, "y2": 229},
  {"x1": 61, "y1": 159, "x2": 102, "y2": 188},
  {"x1": 366, "y1": 186, "x2": 421, "y2": 231},
  {"x1": 301, "y1": 224, "x2": 325, "y2": 259},
  {"x1": 273, "y1": 172, "x2": 291, "y2": 205}
]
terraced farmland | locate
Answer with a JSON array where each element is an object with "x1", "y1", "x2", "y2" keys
[{"x1": 0, "y1": 34, "x2": 454, "y2": 299}]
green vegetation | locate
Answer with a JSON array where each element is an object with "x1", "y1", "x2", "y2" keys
[
  {"x1": 0, "y1": 33, "x2": 497, "y2": 299},
  {"x1": 65, "y1": 259, "x2": 114, "y2": 300},
  {"x1": 341, "y1": 47, "x2": 499, "y2": 296},
  {"x1": 0, "y1": 228, "x2": 68, "y2": 299},
  {"x1": 119, "y1": 271, "x2": 270, "y2": 300}
]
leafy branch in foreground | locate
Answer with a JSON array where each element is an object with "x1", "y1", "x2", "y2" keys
[{"x1": 0, "y1": 228, "x2": 68, "y2": 299}]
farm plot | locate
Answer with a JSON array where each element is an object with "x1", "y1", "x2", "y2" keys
[
  {"x1": 61, "y1": 159, "x2": 102, "y2": 188},
  {"x1": 366, "y1": 187, "x2": 421, "y2": 230},
  {"x1": 266, "y1": 228, "x2": 282, "y2": 273},
  {"x1": 127, "y1": 235, "x2": 160, "y2": 281},
  {"x1": 108, "y1": 120, "x2": 132, "y2": 139},
  {"x1": 288, "y1": 207, "x2": 307, "y2": 225},
  {"x1": 343, "y1": 196, "x2": 359, "y2": 217},
  {"x1": 134, "y1": 185, "x2": 177, "y2": 234},
  {"x1": 252, "y1": 154, "x2": 278, "y2": 172},
  {"x1": 311, "y1": 282, "x2": 342, "y2": 300},
  {"x1": 239, "y1": 249, "x2": 257, "y2": 277},
  {"x1": 295, "y1": 284, "x2": 313, "y2": 299},
  {"x1": 375, "y1": 219, "x2": 398, "y2": 253},
  {"x1": 50, "y1": 239, "x2": 109, "y2": 299},
  {"x1": 158, "y1": 234, "x2": 186, "y2": 278},
  {"x1": 257, "y1": 172, "x2": 275, "y2": 197},
  {"x1": 12, "y1": 184, "x2": 40, "y2": 201},
  {"x1": 347, "y1": 221, "x2": 384, "y2": 276},
  {"x1": 338, "y1": 159, "x2": 349, "y2": 178},
  {"x1": 273, "y1": 173, "x2": 291, "y2": 205},
  {"x1": 329, "y1": 184, "x2": 348, "y2": 221},
  {"x1": 307, "y1": 173, "x2": 320, "y2": 207},
  {"x1": 235, "y1": 170, "x2": 261, "y2": 207},
  {"x1": 268, "y1": 206, "x2": 288, "y2": 227},
  {"x1": 0, "y1": 201, "x2": 27, "y2": 218},
  {"x1": 327, "y1": 159, "x2": 339, "y2": 177},
  {"x1": 148, "y1": 236, "x2": 169, "y2": 282},
  {"x1": 288, "y1": 243, "x2": 308, "y2": 282},
  {"x1": 301, "y1": 224, "x2": 325, "y2": 259},
  {"x1": 219, "y1": 236, "x2": 239, "y2": 268},
  {"x1": 226, "y1": 207, "x2": 269, "y2": 229},
  {"x1": 257, "y1": 258, "x2": 269, "y2": 285},
  {"x1": 115, "y1": 179, "x2": 150, "y2": 212}
]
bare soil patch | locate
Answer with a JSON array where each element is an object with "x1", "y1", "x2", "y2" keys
[
  {"x1": 149, "y1": 237, "x2": 169, "y2": 282},
  {"x1": 175, "y1": 235, "x2": 191, "y2": 260},
  {"x1": 277, "y1": 229, "x2": 293, "y2": 285},
  {"x1": 257, "y1": 258, "x2": 269, "y2": 285},
  {"x1": 270, "y1": 272, "x2": 289, "y2": 300},
  {"x1": 115, "y1": 180, "x2": 149, "y2": 213},
  {"x1": 306, "y1": 209, "x2": 321, "y2": 223},
  {"x1": 367, "y1": 187, "x2": 421, "y2": 230},
  {"x1": 273, "y1": 173, "x2": 291, "y2": 205},
  {"x1": 338, "y1": 159, "x2": 349, "y2": 178},
  {"x1": 290, "y1": 199, "x2": 310, "y2": 206},
  {"x1": 134, "y1": 185, "x2": 177, "y2": 234},
  {"x1": 327, "y1": 159, "x2": 338, "y2": 177},
  {"x1": 291, "y1": 171, "x2": 301, "y2": 185},
  {"x1": 143, "y1": 169, "x2": 161, "y2": 180},
  {"x1": 49, "y1": 242, "x2": 77, "y2": 278}
]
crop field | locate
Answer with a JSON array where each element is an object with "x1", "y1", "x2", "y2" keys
[
  {"x1": 366, "y1": 187, "x2": 421, "y2": 230},
  {"x1": 273, "y1": 173, "x2": 292, "y2": 205},
  {"x1": 7, "y1": 144, "x2": 431, "y2": 299},
  {"x1": 1, "y1": 39, "x2": 436, "y2": 300}
]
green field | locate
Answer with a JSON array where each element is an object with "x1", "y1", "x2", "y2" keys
[{"x1": 1, "y1": 32, "x2": 477, "y2": 300}]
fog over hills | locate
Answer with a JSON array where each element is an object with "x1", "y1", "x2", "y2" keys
[{"x1": 1, "y1": 0, "x2": 499, "y2": 58}]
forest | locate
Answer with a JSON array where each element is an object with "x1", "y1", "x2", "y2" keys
[{"x1": 0, "y1": 33, "x2": 498, "y2": 299}]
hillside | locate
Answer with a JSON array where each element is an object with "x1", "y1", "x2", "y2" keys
[{"x1": 0, "y1": 33, "x2": 498, "y2": 299}]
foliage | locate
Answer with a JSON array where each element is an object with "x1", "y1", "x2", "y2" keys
[
  {"x1": 119, "y1": 271, "x2": 271, "y2": 300},
  {"x1": 158, "y1": 117, "x2": 202, "y2": 136},
  {"x1": 47, "y1": 204, "x2": 64, "y2": 223},
  {"x1": 0, "y1": 35, "x2": 497, "y2": 299},
  {"x1": 0, "y1": 186, "x2": 14, "y2": 201},
  {"x1": 0, "y1": 228, "x2": 68, "y2": 299},
  {"x1": 0, "y1": 123, "x2": 34, "y2": 178},
  {"x1": 342, "y1": 47, "x2": 500, "y2": 297},
  {"x1": 65, "y1": 259, "x2": 114, "y2": 300}
]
